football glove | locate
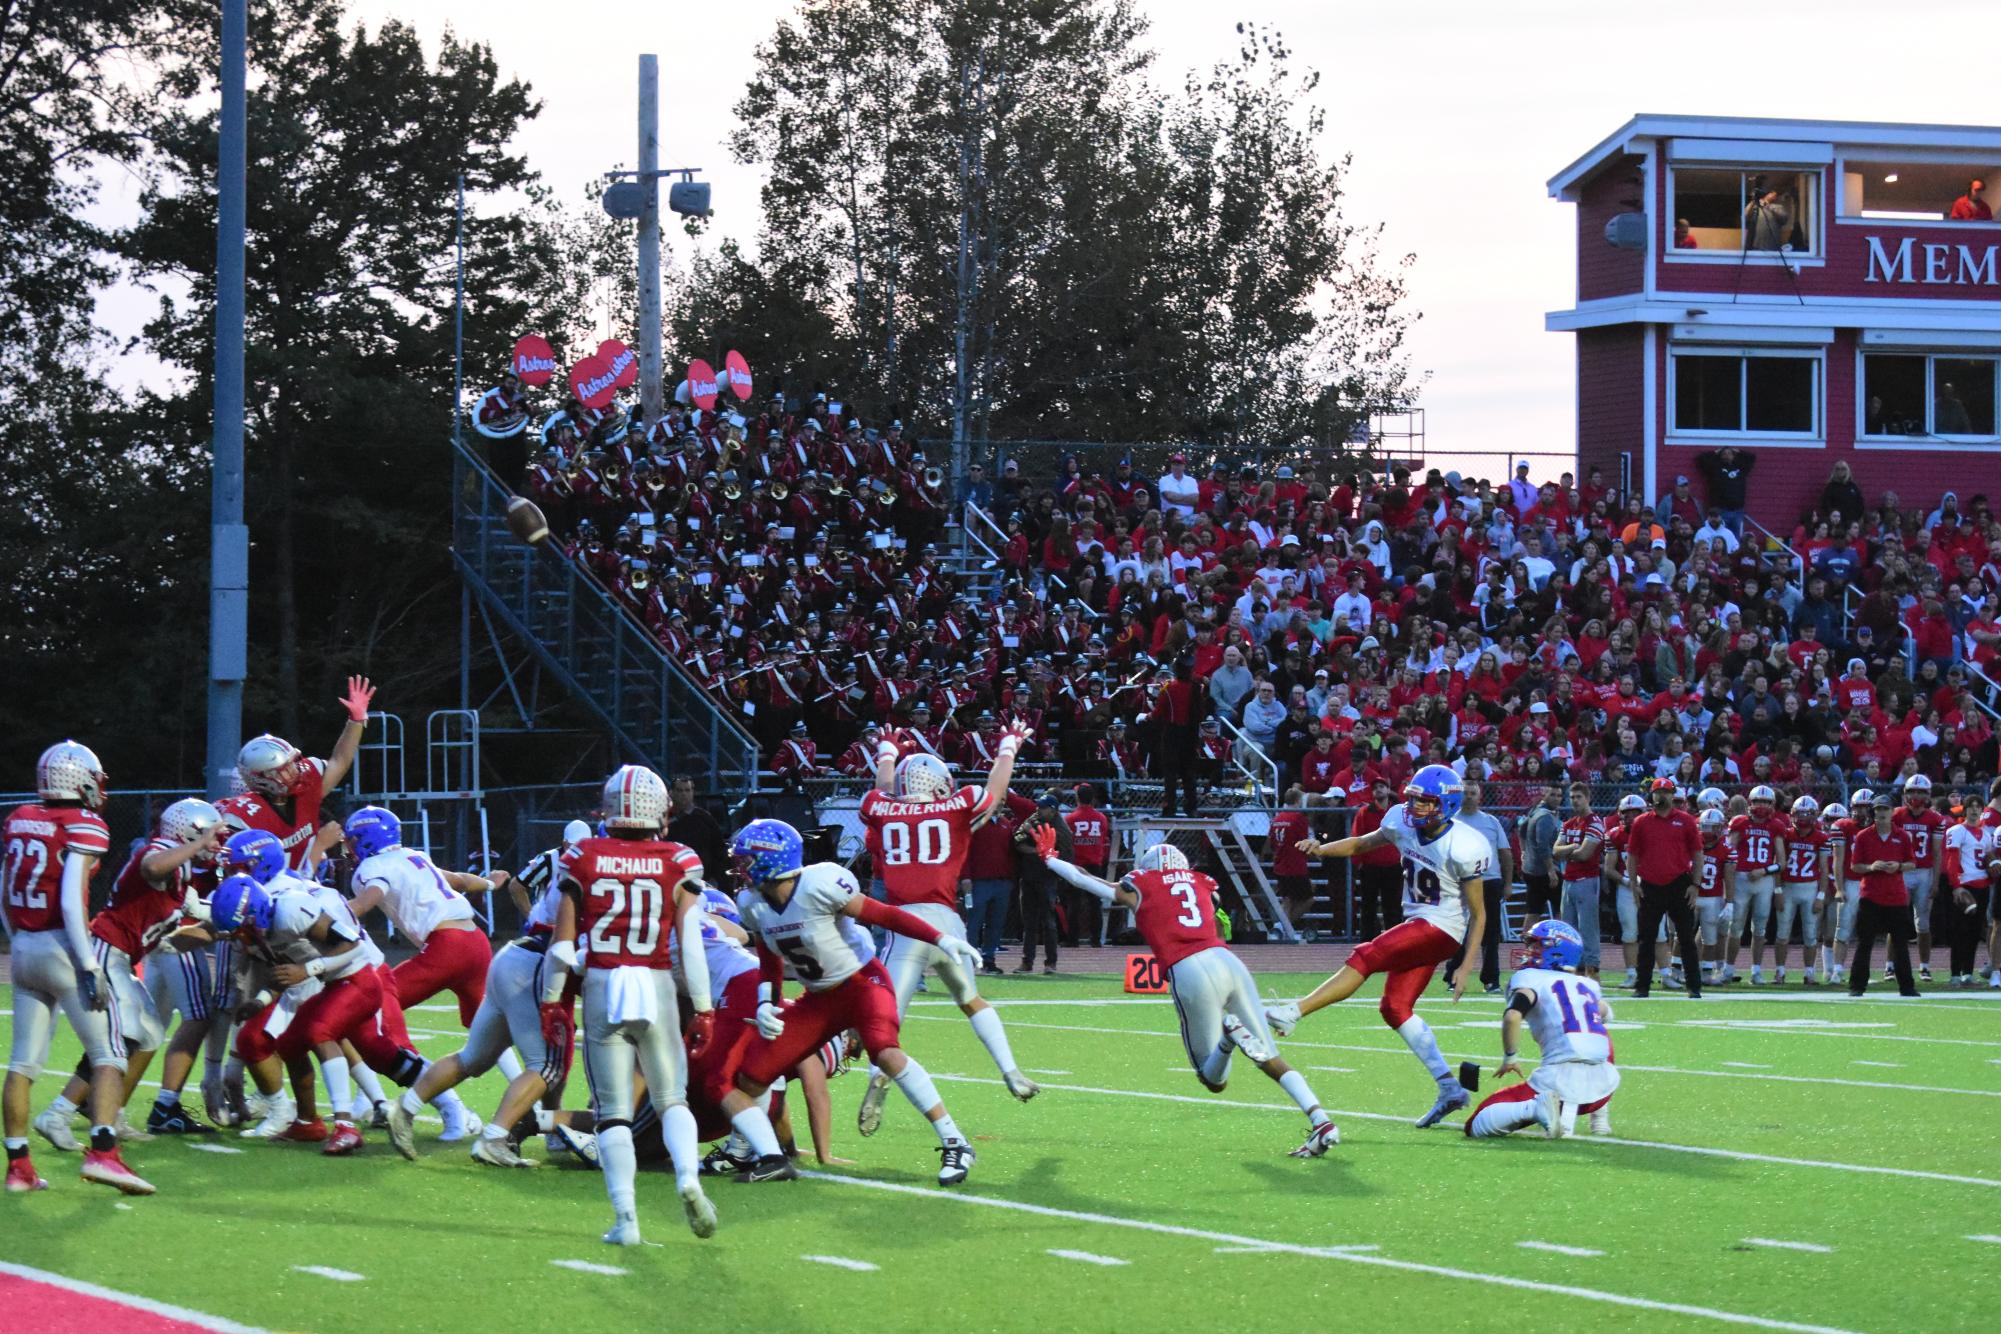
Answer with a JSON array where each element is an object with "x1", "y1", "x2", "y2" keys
[
  {"x1": 685, "y1": 1009, "x2": 717, "y2": 1062},
  {"x1": 539, "y1": 1000, "x2": 575, "y2": 1065},
  {"x1": 341, "y1": 675, "x2": 377, "y2": 725},
  {"x1": 1031, "y1": 823, "x2": 1058, "y2": 861},
  {"x1": 79, "y1": 968, "x2": 107, "y2": 1012},
  {"x1": 755, "y1": 1001, "x2": 787, "y2": 1040},
  {"x1": 941, "y1": 936, "x2": 984, "y2": 975}
]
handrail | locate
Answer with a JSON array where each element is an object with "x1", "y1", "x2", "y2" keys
[
  {"x1": 1960, "y1": 658, "x2": 2001, "y2": 725},
  {"x1": 1214, "y1": 711, "x2": 1281, "y2": 807},
  {"x1": 1743, "y1": 514, "x2": 1805, "y2": 589},
  {"x1": 961, "y1": 497, "x2": 1005, "y2": 564}
]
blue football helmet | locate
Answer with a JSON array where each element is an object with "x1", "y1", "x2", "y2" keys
[
  {"x1": 210, "y1": 873, "x2": 275, "y2": 935},
  {"x1": 1402, "y1": 764, "x2": 1464, "y2": 832},
  {"x1": 701, "y1": 885, "x2": 741, "y2": 925},
  {"x1": 220, "y1": 829, "x2": 285, "y2": 884},
  {"x1": 1523, "y1": 919, "x2": 1585, "y2": 972},
  {"x1": 345, "y1": 806, "x2": 402, "y2": 859},
  {"x1": 730, "y1": 819, "x2": 803, "y2": 884}
]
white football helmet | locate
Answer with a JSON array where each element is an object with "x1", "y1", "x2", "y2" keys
[
  {"x1": 1134, "y1": 843, "x2": 1190, "y2": 872},
  {"x1": 1790, "y1": 794, "x2": 1819, "y2": 820},
  {"x1": 1850, "y1": 788, "x2": 1875, "y2": 810},
  {"x1": 562, "y1": 819, "x2": 593, "y2": 850},
  {"x1": 36, "y1": 740, "x2": 107, "y2": 809},
  {"x1": 1618, "y1": 793, "x2": 1645, "y2": 813},
  {"x1": 893, "y1": 754, "x2": 954, "y2": 803},
  {"x1": 1902, "y1": 774, "x2": 1932, "y2": 795},
  {"x1": 1748, "y1": 784, "x2": 1776, "y2": 808},
  {"x1": 1697, "y1": 786, "x2": 1726, "y2": 811},
  {"x1": 602, "y1": 765, "x2": 669, "y2": 832},
  {"x1": 1821, "y1": 802, "x2": 1848, "y2": 825},
  {"x1": 237, "y1": 734, "x2": 309, "y2": 798},
  {"x1": 159, "y1": 797, "x2": 223, "y2": 846},
  {"x1": 1698, "y1": 807, "x2": 1727, "y2": 834}
]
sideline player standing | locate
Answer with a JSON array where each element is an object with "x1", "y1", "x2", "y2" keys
[
  {"x1": 1726, "y1": 786, "x2": 1787, "y2": 985},
  {"x1": 1692, "y1": 808, "x2": 1735, "y2": 988},
  {"x1": 1464, "y1": 921, "x2": 1618, "y2": 1140},
  {"x1": 4, "y1": 742, "x2": 152, "y2": 1195},
  {"x1": 1031, "y1": 829, "x2": 1337, "y2": 1156},
  {"x1": 1773, "y1": 796, "x2": 1829, "y2": 984},
  {"x1": 854, "y1": 722, "x2": 1039, "y2": 1138},
  {"x1": 722, "y1": 819, "x2": 987, "y2": 1185},
  {"x1": 539, "y1": 766, "x2": 724, "y2": 1246},
  {"x1": 1890, "y1": 776, "x2": 1946, "y2": 983},
  {"x1": 1265, "y1": 765, "x2": 1491, "y2": 1128},
  {"x1": 1828, "y1": 791, "x2": 1873, "y2": 987}
]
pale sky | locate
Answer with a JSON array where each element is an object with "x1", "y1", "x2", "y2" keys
[{"x1": 97, "y1": 0, "x2": 2000, "y2": 473}]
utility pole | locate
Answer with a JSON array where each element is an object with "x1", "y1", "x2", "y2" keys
[
  {"x1": 206, "y1": 0, "x2": 248, "y2": 799},
  {"x1": 636, "y1": 55, "x2": 663, "y2": 423}
]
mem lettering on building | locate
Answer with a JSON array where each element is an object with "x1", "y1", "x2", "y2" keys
[{"x1": 1548, "y1": 114, "x2": 2001, "y2": 527}]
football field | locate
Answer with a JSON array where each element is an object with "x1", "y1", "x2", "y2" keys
[{"x1": 2, "y1": 972, "x2": 1997, "y2": 1334}]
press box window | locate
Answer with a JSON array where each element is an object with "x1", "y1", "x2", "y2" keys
[
  {"x1": 1863, "y1": 354, "x2": 1999, "y2": 438},
  {"x1": 1670, "y1": 168, "x2": 1819, "y2": 255},
  {"x1": 1672, "y1": 353, "x2": 1818, "y2": 436}
]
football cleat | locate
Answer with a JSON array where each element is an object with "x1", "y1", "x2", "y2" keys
[
  {"x1": 1772, "y1": 967, "x2": 1786, "y2": 985},
  {"x1": 322, "y1": 1122, "x2": 365, "y2": 1157},
  {"x1": 1919, "y1": 965, "x2": 1934, "y2": 983},
  {"x1": 241, "y1": 1094, "x2": 296, "y2": 1139},
  {"x1": 554, "y1": 1124, "x2": 600, "y2": 1168},
  {"x1": 1415, "y1": 1082, "x2": 1470, "y2": 1129},
  {"x1": 1264, "y1": 1000, "x2": 1300, "y2": 1037},
  {"x1": 366, "y1": 1101, "x2": 391, "y2": 1131},
  {"x1": 1588, "y1": 1106, "x2": 1613, "y2": 1136},
  {"x1": 31, "y1": 1107, "x2": 80, "y2": 1153},
  {"x1": 469, "y1": 1135, "x2": 536, "y2": 1169},
  {"x1": 1002, "y1": 1069, "x2": 1041, "y2": 1102},
  {"x1": 856, "y1": 1069, "x2": 891, "y2": 1138},
  {"x1": 737, "y1": 1153, "x2": 799, "y2": 1183},
  {"x1": 1539, "y1": 1089, "x2": 1572, "y2": 1140},
  {"x1": 703, "y1": 1134, "x2": 756, "y2": 1176},
  {"x1": 5, "y1": 1157, "x2": 49, "y2": 1192},
  {"x1": 276, "y1": 1118, "x2": 329, "y2": 1144},
  {"x1": 603, "y1": 1211, "x2": 643, "y2": 1247},
  {"x1": 1288, "y1": 1120, "x2": 1339, "y2": 1158},
  {"x1": 436, "y1": 1101, "x2": 480, "y2": 1143},
  {"x1": 937, "y1": 1139, "x2": 976, "y2": 1186},
  {"x1": 680, "y1": 1184, "x2": 718, "y2": 1239},
  {"x1": 114, "y1": 1109, "x2": 153, "y2": 1143},
  {"x1": 386, "y1": 1101, "x2": 418, "y2": 1161},
  {"x1": 79, "y1": 1148, "x2": 154, "y2": 1196},
  {"x1": 146, "y1": 1101, "x2": 216, "y2": 1135}
]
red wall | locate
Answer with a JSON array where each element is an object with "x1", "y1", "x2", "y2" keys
[
  {"x1": 1576, "y1": 327, "x2": 1644, "y2": 491},
  {"x1": 1576, "y1": 155, "x2": 1648, "y2": 303}
]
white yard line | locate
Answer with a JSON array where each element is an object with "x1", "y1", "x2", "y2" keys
[
  {"x1": 0, "y1": 1262, "x2": 273, "y2": 1333},
  {"x1": 1721, "y1": 1062, "x2": 1773, "y2": 1069},
  {"x1": 291, "y1": 1265, "x2": 367, "y2": 1281},
  {"x1": 186, "y1": 1143, "x2": 245, "y2": 1155},
  {"x1": 1743, "y1": 1239, "x2": 1834, "y2": 1254},
  {"x1": 925, "y1": 1073, "x2": 2001, "y2": 1191},
  {"x1": 1851, "y1": 1061, "x2": 1903, "y2": 1069},
  {"x1": 800, "y1": 1255, "x2": 879, "y2": 1273},
  {"x1": 797, "y1": 1173, "x2": 1866, "y2": 1334},
  {"x1": 1047, "y1": 1249, "x2": 1129, "y2": 1266},
  {"x1": 1967, "y1": 1235, "x2": 2001, "y2": 1244},
  {"x1": 1517, "y1": 1241, "x2": 1605, "y2": 1258},
  {"x1": 550, "y1": 1259, "x2": 628, "y2": 1276},
  {"x1": 1213, "y1": 1244, "x2": 1379, "y2": 1255}
]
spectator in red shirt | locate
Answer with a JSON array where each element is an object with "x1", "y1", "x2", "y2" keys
[
  {"x1": 1626, "y1": 777, "x2": 1706, "y2": 997},
  {"x1": 1063, "y1": 784, "x2": 1112, "y2": 948},
  {"x1": 967, "y1": 789, "x2": 1036, "y2": 973},
  {"x1": 1348, "y1": 778, "x2": 1403, "y2": 937},
  {"x1": 1268, "y1": 786, "x2": 1316, "y2": 934},
  {"x1": 1847, "y1": 801, "x2": 1920, "y2": 996},
  {"x1": 1950, "y1": 179, "x2": 1992, "y2": 222}
]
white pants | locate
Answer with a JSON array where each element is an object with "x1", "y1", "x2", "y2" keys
[
  {"x1": 1835, "y1": 881, "x2": 1863, "y2": 943},
  {"x1": 93, "y1": 939, "x2": 164, "y2": 1055},
  {"x1": 581, "y1": 966, "x2": 686, "y2": 1125},
  {"x1": 459, "y1": 942, "x2": 552, "y2": 1081},
  {"x1": 879, "y1": 903, "x2": 980, "y2": 1016},
  {"x1": 1774, "y1": 884, "x2": 1820, "y2": 950},
  {"x1": 145, "y1": 943, "x2": 215, "y2": 1024},
  {"x1": 1904, "y1": 870, "x2": 1936, "y2": 927},
  {"x1": 1695, "y1": 897, "x2": 1726, "y2": 947},
  {"x1": 8, "y1": 929, "x2": 119, "y2": 1079},
  {"x1": 1733, "y1": 873, "x2": 1777, "y2": 940},
  {"x1": 1168, "y1": 947, "x2": 1276, "y2": 1070}
]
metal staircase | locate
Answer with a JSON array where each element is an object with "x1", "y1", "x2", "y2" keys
[{"x1": 450, "y1": 440, "x2": 761, "y2": 785}]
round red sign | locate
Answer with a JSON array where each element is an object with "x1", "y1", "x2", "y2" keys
[
  {"x1": 724, "y1": 349, "x2": 753, "y2": 401},
  {"x1": 597, "y1": 338, "x2": 639, "y2": 390},
  {"x1": 569, "y1": 354, "x2": 619, "y2": 410},
  {"x1": 686, "y1": 358, "x2": 719, "y2": 411},
  {"x1": 511, "y1": 334, "x2": 556, "y2": 386}
]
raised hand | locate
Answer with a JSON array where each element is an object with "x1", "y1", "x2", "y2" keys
[
  {"x1": 341, "y1": 675, "x2": 377, "y2": 724},
  {"x1": 1032, "y1": 822, "x2": 1058, "y2": 861}
]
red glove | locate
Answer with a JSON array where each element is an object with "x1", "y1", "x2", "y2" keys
[
  {"x1": 685, "y1": 1009, "x2": 716, "y2": 1062},
  {"x1": 539, "y1": 1000, "x2": 575, "y2": 1077},
  {"x1": 1032, "y1": 822, "x2": 1057, "y2": 861},
  {"x1": 341, "y1": 675, "x2": 377, "y2": 724}
]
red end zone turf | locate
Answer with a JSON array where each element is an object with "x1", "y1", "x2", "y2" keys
[{"x1": 0, "y1": 1267, "x2": 258, "y2": 1334}]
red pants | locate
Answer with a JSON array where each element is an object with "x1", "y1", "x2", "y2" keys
[
  {"x1": 235, "y1": 1001, "x2": 281, "y2": 1066},
  {"x1": 739, "y1": 960, "x2": 899, "y2": 1088},
  {"x1": 1463, "y1": 1080, "x2": 1612, "y2": 1136},
  {"x1": 1347, "y1": 918, "x2": 1462, "y2": 1028},
  {"x1": 389, "y1": 926, "x2": 492, "y2": 1024},
  {"x1": 689, "y1": 971, "x2": 763, "y2": 1112},
  {"x1": 277, "y1": 965, "x2": 415, "y2": 1073}
]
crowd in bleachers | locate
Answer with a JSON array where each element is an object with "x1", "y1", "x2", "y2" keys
[{"x1": 475, "y1": 371, "x2": 2001, "y2": 817}]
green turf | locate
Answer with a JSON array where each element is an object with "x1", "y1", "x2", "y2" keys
[{"x1": 3, "y1": 972, "x2": 1998, "y2": 1334}]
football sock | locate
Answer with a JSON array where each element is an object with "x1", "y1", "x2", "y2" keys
[
  {"x1": 497, "y1": 1048, "x2": 525, "y2": 1081},
  {"x1": 731, "y1": 1106, "x2": 783, "y2": 1159},
  {"x1": 89, "y1": 1126, "x2": 115, "y2": 1152},
  {"x1": 320, "y1": 1057, "x2": 353, "y2": 1121},
  {"x1": 5, "y1": 1139, "x2": 28, "y2": 1157},
  {"x1": 1277, "y1": 1070, "x2": 1329, "y2": 1125},
  {"x1": 661, "y1": 1105, "x2": 701, "y2": 1190},
  {"x1": 433, "y1": 1087, "x2": 467, "y2": 1116},
  {"x1": 398, "y1": 1088, "x2": 424, "y2": 1116},
  {"x1": 156, "y1": 1089, "x2": 180, "y2": 1108},
  {"x1": 47, "y1": 1095, "x2": 77, "y2": 1119},
  {"x1": 533, "y1": 1109, "x2": 556, "y2": 1133},
  {"x1": 1466, "y1": 1098, "x2": 1540, "y2": 1138},
  {"x1": 890, "y1": 1059, "x2": 945, "y2": 1119},
  {"x1": 968, "y1": 1008, "x2": 1019, "y2": 1075},
  {"x1": 930, "y1": 1112, "x2": 964, "y2": 1145},
  {"x1": 1198, "y1": 1042, "x2": 1232, "y2": 1087},
  {"x1": 1395, "y1": 1017, "x2": 1454, "y2": 1086},
  {"x1": 480, "y1": 1120, "x2": 509, "y2": 1143},
  {"x1": 351, "y1": 1062, "x2": 388, "y2": 1108},
  {"x1": 222, "y1": 1056, "x2": 244, "y2": 1086},
  {"x1": 597, "y1": 1124, "x2": 637, "y2": 1216}
]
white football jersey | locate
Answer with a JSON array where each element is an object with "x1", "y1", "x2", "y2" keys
[
  {"x1": 267, "y1": 872, "x2": 378, "y2": 981},
  {"x1": 669, "y1": 913, "x2": 760, "y2": 996},
  {"x1": 1378, "y1": 804, "x2": 1493, "y2": 941},
  {"x1": 1509, "y1": 965, "x2": 1619, "y2": 1105},
  {"x1": 354, "y1": 847, "x2": 476, "y2": 947},
  {"x1": 737, "y1": 861, "x2": 865, "y2": 994},
  {"x1": 1945, "y1": 823, "x2": 1995, "y2": 887}
]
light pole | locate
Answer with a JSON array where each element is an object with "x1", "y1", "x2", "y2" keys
[{"x1": 206, "y1": 0, "x2": 248, "y2": 799}]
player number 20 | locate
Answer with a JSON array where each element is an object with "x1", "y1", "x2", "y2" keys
[
  {"x1": 882, "y1": 818, "x2": 951, "y2": 867},
  {"x1": 587, "y1": 876, "x2": 664, "y2": 955}
]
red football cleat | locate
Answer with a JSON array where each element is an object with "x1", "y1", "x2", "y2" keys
[
  {"x1": 5, "y1": 1157, "x2": 49, "y2": 1192},
  {"x1": 80, "y1": 1148, "x2": 155, "y2": 1196},
  {"x1": 277, "y1": 1118, "x2": 329, "y2": 1144},
  {"x1": 322, "y1": 1122, "x2": 365, "y2": 1157}
]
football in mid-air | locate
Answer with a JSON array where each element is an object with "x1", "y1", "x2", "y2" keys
[{"x1": 505, "y1": 495, "x2": 550, "y2": 545}]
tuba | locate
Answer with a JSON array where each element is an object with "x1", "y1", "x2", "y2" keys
[
  {"x1": 923, "y1": 465, "x2": 944, "y2": 491},
  {"x1": 722, "y1": 471, "x2": 744, "y2": 502},
  {"x1": 770, "y1": 480, "x2": 790, "y2": 502}
]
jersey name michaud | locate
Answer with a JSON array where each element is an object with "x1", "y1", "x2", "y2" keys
[{"x1": 595, "y1": 855, "x2": 668, "y2": 877}]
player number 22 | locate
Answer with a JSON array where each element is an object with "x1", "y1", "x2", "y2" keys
[
  {"x1": 882, "y1": 818, "x2": 950, "y2": 867},
  {"x1": 587, "y1": 876, "x2": 664, "y2": 955},
  {"x1": 1, "y1": 837, "x2": 49, "y2": 910}
]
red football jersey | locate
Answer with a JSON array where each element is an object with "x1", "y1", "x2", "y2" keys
[
  {"x1": 1891, "y1": 806, "x2": 1946, "y2": 867},
  {"x1": 1, "y1": 803, "x2": 112, "y2": 933},
  {"x1": 562, "y1": 836, "x2": 703, "y2": 970},
  {"x1": 1696, "y1": 838, "x2": 1734, "y2": 897},
  {"x1": 1125, "y1": 866, "x2": 1222, "y2": 969},
  {"x1": 92, "y1": 836, "x2": 187, "y2": 958},
  {"x1": 1830, "y1": 818, "x2": 1862, "y2": 876},
  {"x1": 218, "y1": 760, "x2": 327, "y2": 870},
  {"x1": 860, "y1": 785, "x2": 995, "y2": 910},
  {"x1": 1780, "y1": 826, "x2": 1827, "y2": 884},
  {"x1": 1559, "y1": 814, "x2": 1605, "y2": 881},
  {"x1": 1729, "y1": 813, "x2": 1788, "y2": 873}
]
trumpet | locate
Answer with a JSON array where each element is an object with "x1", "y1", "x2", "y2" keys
[
  {"x1": 770, "y1": 480, "x2": 790, "y2": 502},
  {"x1": 628, "y1": 567, "x2": 651, "y2": 592},
  {"x1": 922, "y1": 465, "x2": 944, "y2": 490},
  {"x1": 876, "y1": 485, "x2": 898, "y2": 507}
]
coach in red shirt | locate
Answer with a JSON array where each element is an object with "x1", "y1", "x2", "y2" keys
[
  {"x1": 1626, "y1": 777, "x2": 1706, "y2": 998},
  {"x1": 1847, "y1": 802, "x2": 1920, "y2": 997}
]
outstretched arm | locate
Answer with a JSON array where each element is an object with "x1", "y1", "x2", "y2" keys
[
  {"x1": 321, "y1": 676, "x2": 376, "y2": 794},
  {"x1": 1302, "y1": 829, "x2": 1391, "y2": 859},
  {"x1": 974, "y1": 722, "x2": 1034, "y2": 829},
  {"x1": 871, "y1": 729, "x2": 902, "y2": 794},
  {"x1": 1030, "y1": 824, "x2": 1131, "y2": 906}
]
